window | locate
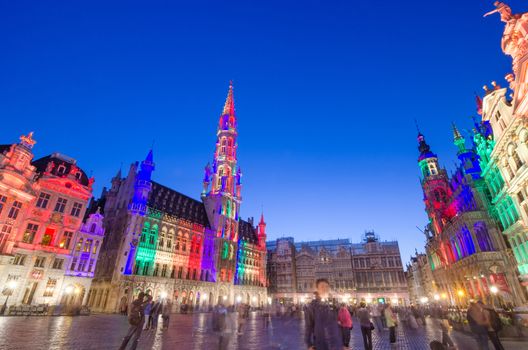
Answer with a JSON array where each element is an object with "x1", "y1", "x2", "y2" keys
[
  {"x1": 83, "y1": 239, "x2": 93, "y2": 253},
  {"x1": 178, "y1": 266, "x2": 183, "y2": 279},
  {"x1": 52, "y1": 258, "x2": 64, "y2": 269},
  {"x1": 161, "y1": 264, "x2": 167, "y2": 278},
  {"x1": 142, "y1": 262, "x2": 150, "y2": 275},
  {"x1": 76, "y1": 238, "x2": 83, "y2": 251},
  {"x1": 149, "y1": 235, "x2": 155, "y2": 245},
  {"x1": 70, "y1": 258, "x2": 77, "y2": 270},
  {"x1": 34, "y1": 256, "x2": 46, "y2": 268},
  {"x1": 41, "y1": 228, "x2": 55, "y2": 246},
  {"x1": 513, "y1": 151, "x2": 524, "y2": 170},
  {"x1": 8, "y1": 201, "x2": 22, "y2": 219},
  {"x1": 70, "y1": 202, "x2": 83, "y2": 217},
  {"x1": 88, "y1": 259, "x2": 94, "y2": 272},
  {"x1": 0, "y1": 195, "x2": 6, "y2": 214},
  {"x1": 36, "y1": 193, "x2": 51, "y2": 209},
  {"x1": 22, "y1": 223, "x2": 39, "y2": 244},
  {"x1": 93, "y1": 241, "x2": 99, "y2": 254},
  {"x1": 59, "y1": 231, "x2": 73, "y2": 249},
  {"x1": 78, "y1": 259, "x2": 87, "y2": 272},
  {"x1": 153, "y1": 263, "x2": 159, "y2": 276},
  {"x1": 12, "y1": 254, "x2": 26, "y2": 266},
  {"x1": 54, "y1": 197, "x2": 67, "y2": 213},
  {"x1": 43, "y1": 278, "x2": 57, "y2": 297}
]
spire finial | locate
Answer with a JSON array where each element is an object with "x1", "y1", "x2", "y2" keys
[
  {"x1": 222, "y1": 81, "x2": 235, "y2": 116},
  {"x1": 452, "y1": 122, "x2": 463, "y2": 140},
  {"x1": 19, "y1": 131, "x2": 36, "y2": 149},
  {"x1": 414, "y1": 119, "x2": 421, "y2": 134}
]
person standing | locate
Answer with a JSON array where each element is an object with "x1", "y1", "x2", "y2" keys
[
  {"x1": 337, "y1": 303, "x2": 353, "y2": 348},
  {"x1": 161, "y1": 299, "x2": 172, "y2": 330},
  {"x1": 143, "y1": 295, "x2": 153, "y2": 330},
  {"x1": 371, "y1": 303, "x2": 384, "y2": 332},
  {"x1": 237, "y1": 303, "x2": 249, "y2": 335},
  {"x1": 213, "y1": 303, "x2": 236, "y2": 350},
  {"x1": 119, "y1": 292, "x2": 148, "y2": 350},
  {"x1": 357, "y1": 302, "x2": 373, "y2": 350},
  {"x1": 150, "y1": 298, "x2": 162, "y2": 330},
  {"x1": 304, "y1": 278, "x2": 342, "y2": 350},
  {"x1": 467, "y1": 300, "x2": 490, "y2": 350},
  {"x1": 384, "y1": 303, "x2": 398, "y2": 345}
]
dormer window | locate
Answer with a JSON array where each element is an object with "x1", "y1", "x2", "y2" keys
[
  {"x1": 57, "y1": 165, "x2": 66, "y2": 175},
  {"x1": 75, "y1": 172, "x2": 82, "y2": 180}
]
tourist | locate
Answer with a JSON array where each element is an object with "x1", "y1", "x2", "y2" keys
[
  {"x1": 304, "y1": 278, "x2": 341, "y2": 350},
  {"x1": 384, "y1": 302, "x2": 398, "y2": 345},
  {"x1": 143, "y1": 295, "x2": 153, "y2": 330},
  {"x1": 357, "y1": 302, "x2": 373, "y2": 350},
  {"x1": 482, "y1": 301, "x2": 505, "y2": 350},
  {"x1": 438, "y1": 316, "x2": 455, "y2": 349},
  {"x1": 213, "y1": 303, "x2": 236, "y2": 350},
  {"x1": 467, "y1": 300, "x2": 490, "y2": 350},
  {"x1": 162, "y1": 299, "x2": 172, "y2": 330},
  {"x1": 337, "y1": 303, "x2": 353, "y2": 348},
  {"x1": 150, "y1": 298, "x2": 162, "y2": 330},
  {"x1": 371, "y1": 302, "x2": 383, "y2": 332},
  {"x1": 237, "y1": 303, "x2": 249, "y2": 335},
  {"x1": 119, "y1": 292, "x2": 147, "y2": 350}
]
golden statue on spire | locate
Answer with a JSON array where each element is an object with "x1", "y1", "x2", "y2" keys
[{"x1": 19, "y1": 131, "x2": 36, "y2": 148}]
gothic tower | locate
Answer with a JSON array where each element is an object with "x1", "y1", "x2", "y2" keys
[
  {"x1": 203, "y1": 82, "x2": 242, "y2": 242},
  {"x1": 418, "y1": 132, "x2": 453, "y2": 235}
]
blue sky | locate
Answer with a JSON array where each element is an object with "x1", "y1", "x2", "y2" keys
[{"x1": 0, "y1": 1, "x2": 524, "y2": 264}]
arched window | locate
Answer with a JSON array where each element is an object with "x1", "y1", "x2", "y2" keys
[{"x1": 140, "y1": 222, "x2": 150, "y2": 243}]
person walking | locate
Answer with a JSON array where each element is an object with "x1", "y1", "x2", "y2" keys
[
  {"x1": 384, "y1": 303, "x2": 398, "y2": 345},
  {"x1": 467, "y1": 300, "x2": 490, "y2": 350},
  {"x1": 143, "y1": 295, "x2": 153, "y2": 330},
  {"x1": 161, "y1": 299, "x2": 172, "y2": 330},
  {"x1": 119, "y1": 292, "x2": 148, "y2": 350},
  {"x1": 237, "y1": 303, "x2": 249, "y2": 335},
  {"x1": 371, "y1": 303, "x2": 384, "y2": 332},
  {"x1": 304, "y1": 278, "x2": 342, "y2": 350},
  {"x1": 482, "y1": 301, "x2": 505, "y2": 350},
  {"x1": 213, "y1": 303, "x2": 236, "y2": 350},
  {"x1": 357, "y1": 302, "x2": 373, "y2": 350},
  {"x1": 337, "y1": 303, "x2": 353, "y2": 348}
]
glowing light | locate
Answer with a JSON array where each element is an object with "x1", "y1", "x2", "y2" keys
[
  {"x1": 160, "y1": 291, "x2": 168, "y2": 299},
  {"x1": 433, "y1": 294, "x2": 440, "y2": 301},
  {"x1": 252, "y1": 296, "x2": 257, "y2": 302},
  {"x1": 267, "y1": 297, "x2": 272, "y2": 305},
  {"x1": 420, "y1": 297, "x2": 429, "y2": 304},
  {"x1": 236, "y1": 295, "x2": 242, "y2": 303},
  {"x1": 223, "y1": 296, "x2": 227, "y2": 301},
  {"x1": 7, "y1": 281, "x2": 17, "y2": 289},
  {"x1": 457, "y1": 290, "x2": 465, "y2": 297},
  {"x1": 202, "y1": 294, "x2": 207, "y2": 300},
  {"x1": 366, "y1": 298, "x2": 372, "y2": 304},
  {"x1": 65, "y1": 286, "x2": 74, "y2": 294},
  {"x1": 490, "y1": 286, "x2": 499, "y2": 294},
  {"x1": 441, "y1": 293, "x2": 447, "y2": 299},
  {"x1": 300, "y1": 297, "x2": 306, "y2": 304}
]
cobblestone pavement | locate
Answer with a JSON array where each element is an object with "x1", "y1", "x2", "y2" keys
[{"x1": 0, "y1": 313, "x2": 524, "y2": 349}]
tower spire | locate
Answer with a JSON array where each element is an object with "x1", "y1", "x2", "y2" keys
[{"x1": 222, "y1": 80, "x2": 235, "y2": 117}]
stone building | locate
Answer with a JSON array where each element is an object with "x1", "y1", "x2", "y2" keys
[
  {"x1": 88, "y1": 84, "x2": 268, "y2": 313},
  {"x1": 405, "y1": 251, "x2": 434, "y2": 305},
  {"x1": 0, "y1": 133, "x2": 103, "y2": 309},
  {"x1": 482, "y1": 2, "x2": 528, "y2": 294},
  {"x1": 266, "y1": 232, "x2": 409, "y2": 305}
]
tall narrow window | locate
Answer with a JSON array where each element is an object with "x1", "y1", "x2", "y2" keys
[
  {"x1": 36, "y1": 193, "x2": 51, "y2": 209},
  {"x1": 23, "y1": 223, "x2": 39, "y2": 244},
  {"x1": 70, "y1": 202, "x2": 83, "y2": 217},
  {"x1": 54, "y1": 198, "x2": 67, "y2": 213},
  {"x1": 59, "y1": 231, "x2": 73, "y2": 249},
  {"x1": 0, "y1": 195, "x2": 6, "y2": 215},
  {"x1": 8, "y1": 201, "x2": 22, "y2": 219}
]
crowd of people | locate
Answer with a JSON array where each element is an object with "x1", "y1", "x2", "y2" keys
[{"x1": 117, "y1": 283, "x2": 509, "y2": 350}]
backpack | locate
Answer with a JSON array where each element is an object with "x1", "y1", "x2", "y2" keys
[
  {"x1": 489, "y1": 309, "x2": 503, "y2": 332},
  {"x1": 212, "y1": 309, "x2": 226, "y2": 332},
  {"x1": 128, "y1": 302, "x2": 143, "y2": 326}
]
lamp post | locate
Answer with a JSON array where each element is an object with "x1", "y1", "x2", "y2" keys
[{"x1": 1, "y1": 281, "x2": 18, "y2": 315}]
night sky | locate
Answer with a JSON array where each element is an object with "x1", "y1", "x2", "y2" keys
[{"x1": 1, "y1": 1, "x2": 524, "y2": 264}]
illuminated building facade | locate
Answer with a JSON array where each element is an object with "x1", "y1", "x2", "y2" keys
[
  {"x1": 88, "y1": 84, "x2": 268, "y2": 313},
  {"x1": 266, "y1": 232, "x2": 409, "y2": 305},
  {"x1": 417, "y1": 127, "x2": 525, "y2": 306},
  {"x1": 405, "y1": 251, "x2": 434, "y2": 305},
  {"x1": 482, "y1": 2, "x2": 528, "y2": 294},
  {"x1": 0, "y1": 133, "x2": 103, "y2": 309}
]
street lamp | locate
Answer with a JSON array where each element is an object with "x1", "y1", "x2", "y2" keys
[
  {"x1": 433, "y1": 294, "x2": 440, "y2": 301},
  {"x1": 420, "y1": 297, "x2": 429, "y2": 304},
  {"x1": 236, "y1": 295, "x2": 242, "y2": 303},
  {"x1": 1, "y1": 280, "x2": 17, "y2": 315},
  {"x1": 490, "y1": 285, "x2": 498, "y2": 307},
  {"x1": 160, "y1": 291, "x2": 168, "y2": 299}
]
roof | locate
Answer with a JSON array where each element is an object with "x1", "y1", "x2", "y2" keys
[
  {"x1": 148, "y1": 181, "x2": 210, "y2": 228},
  {"x1": 0, "y1": 144, "x2": 11, "y2": 154},
  {"x1": 31, "y1": 153, "x2": 90, "y2": 186},
  {"x1": 239, "y1": 219, "x2": 258, "y2": 244}
]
